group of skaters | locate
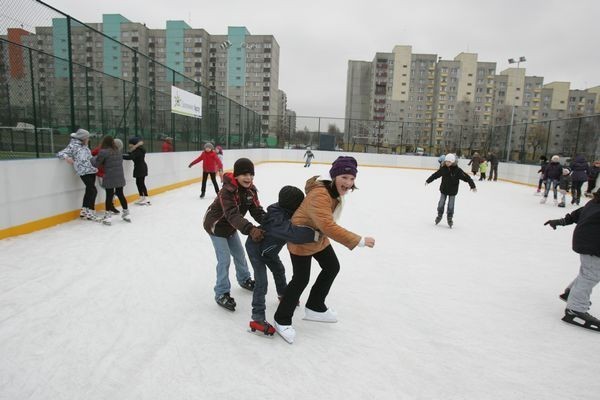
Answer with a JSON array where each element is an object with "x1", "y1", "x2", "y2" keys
[
  {"x1": 537, "y1": 154, "x2": 600, "y2": 207},
  {"x1": 57, "y1": 128, "x2": 150, "y2": 225},
  {"x1": 58, "y1": 133, "x2": 599, "y2": 337}
]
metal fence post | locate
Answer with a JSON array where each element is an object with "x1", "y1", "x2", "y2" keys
[
  {"x1": 133, "y1": 50, "x2": 138, "y2": 136},
  {"x1": 66, "y1": 16, "x2": 75, "y2": 132},
  {"x1": 85, "y1": 66, "x2": 90, "y2": 130},
  {"x1": 28, "y1": 48, "x2": 39, "y2": 158},
  {"x1": 574, "y1": 118, "x2": 582, "y2": 156}
]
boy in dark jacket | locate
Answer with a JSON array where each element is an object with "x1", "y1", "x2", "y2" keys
[
  {"x1": 544, "y1": 178, "x2": 600, "y2": 332},
  {"x1": 123, "y1": 137, "x2": 150, "y2": 205},
  {"x1": 245, "y1": 186, "x2": 320, "y2": 336},
  {"x1": 541, "y1": 155, "x2": 562, "y2": 204},
  {"x1": 536, "y1": 155, "x2": 548, "y2": 193},
  {"x1": 203, "y1": 158, "x2": 265, "y2": 311},
  {"x1": 425, "y1": 153, "x2": 476, "y2": 228}
]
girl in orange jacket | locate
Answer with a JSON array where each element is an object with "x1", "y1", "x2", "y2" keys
[{"x1": 273, "y1": 156, "x2": 375, "y2": 343}]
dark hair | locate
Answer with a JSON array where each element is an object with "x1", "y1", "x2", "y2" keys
[{"x1": 100, "y1": 135, "x2": 116, "y2": 150}]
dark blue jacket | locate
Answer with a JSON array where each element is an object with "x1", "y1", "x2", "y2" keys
[
  {"x1": 246, "y1": 203, "x2": 318, "y2": 260},
  {"x1": 570, "y1": 155, "x2": 589, "y2": 182},
  {"x1": 564, "y1": 199, "x2": 600, "y2": 257},
  {"x1": 543, "y1": 161, "x2": 563, "y2": 180}
]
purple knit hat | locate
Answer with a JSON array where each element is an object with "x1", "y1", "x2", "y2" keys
[{"x1": 329, "y1": 156, "x2": 358, "y2": 179}]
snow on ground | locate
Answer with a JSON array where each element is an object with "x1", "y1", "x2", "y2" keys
[{"x1": 1, "y1": 162, "x2": 599, "y2": 400}]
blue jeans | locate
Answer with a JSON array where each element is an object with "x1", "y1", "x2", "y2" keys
[
  {"x1": 246, "y1": 240, "x2": 288, "y2": 321},
  {"x1": 209, "y1": 233, "x2": 252, "y2": 300},
  {"x1": 437, "y1": 193, "x2": 455, "y2": 217},
  {"x1": 544, "y1": 179, "x2": 559, "y2": 199}
]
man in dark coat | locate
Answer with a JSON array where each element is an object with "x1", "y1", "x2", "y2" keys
[{"x1": 487, "y1": 152, "x2": 499, "y2": 181}]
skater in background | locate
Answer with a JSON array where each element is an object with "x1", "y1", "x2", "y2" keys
[
  {"x1": 245, "y1": 186, "x2": 320, "y2": 337},
  {"x1": 161, "y1": 136, "x2": 173, "y2": 152},
  {"x1": 569, "y1": 155, "x2": 589, "y2": 206},
  {"x1": 304, "y1": 148, "x2": 315, "y2": 167},
  {"x1": 487, "y1": 151, "x2": 499, "y2": 181},
  {"x1": 543, "y1": 178, "x2": 600, "y2": 332},
  {"x1": 557, "y1": 168, "x2": 572, "y2": 208},
  {"x1": 91, "y1": 136, "x2": 131, "y2": 225},
  {"x1": 467, "y1": 152, "x2": 482, "y2": 177},
  {"x1": 585, "y1": 160, "x2": 600, "y2": 198},
  {"x1": 123, "y1": 137, "x2": 150, "y2": 205},
  {"x1": 188, "y1": 142, "x2": 223, "y2": 199},
  {"x1": 536, "y1": 155, "x2": 548, "y2": 194},
  {"x1": 425, "y1": 153, "x2": 476, "y2": 228},
  {"x1": 478, "y1": 157, "x2": 488, "y2": 181},
  {"x1": 437, "y1": 154, "x2": 446, "y2": 167},
  {"x1": 273, "y1": 156, "x2": 376, "y2": 344},
  {"x1": 57, "y1": 128, "x2": 99, "y2": 221},
  {"x1": 203, "y1": 158, "x2": 264, "y2": 311},
  {"x1": 541, "y1": 155, "x2": 563, "y2": 205},
  {"x1": 216, "y1": 145, "x2": 224, "y2": 183}
]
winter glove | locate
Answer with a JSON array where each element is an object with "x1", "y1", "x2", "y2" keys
[
  {"x1": 188, "y1": 163, "x2": 193, "y2": 168},
  {"x1": 249, "y1": 227, "x2": 265, "y2": 242},
  {"x1": 544, "y1": 218, "x2": 566, "y2": 230}
]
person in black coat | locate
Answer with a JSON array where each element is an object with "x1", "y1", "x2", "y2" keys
[
  {"x1": 570, "y1": 155, "x2": 590, "y2": 205},
  {"x1": 123, "y1": 137, "x2": 150, "y2": 205},
  {"x1": 544, "y1": 178, "x2": 600, "y2": 331},
  {"x1": 585, "y1": 160, "x2": 600, "y2": 197},
  {"x1": 541, "y1": 155, "x2": 562, "y2": 204},
  {"x1": 536, "y1": 155, "x2": 548, "y2": 193},
  {"x1": 487, "y1": 151, "x2": 499, "y2": 181},
  {"x1": 425, "y1": 153, "x2": 476, "y2": 227},
  {"x1": 245, "y1": 186, "x2": 319, "y2": 335}
]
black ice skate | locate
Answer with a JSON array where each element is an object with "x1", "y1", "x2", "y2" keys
[
  {"x1": 447, "y1": 216, "x2": 453, "y2": 228},
  {"x1": 240, "y1": 278, "x2": 255, "y2": 291},
  {"x1": 562, "y1": 309, "x2": 600, "y2": 332},
  {"x1": 216, "y1": 293, "x2": 236, "y2": 311},
  {"x1": 435, "y1": 215, "x2": 442, "y2": 225}
]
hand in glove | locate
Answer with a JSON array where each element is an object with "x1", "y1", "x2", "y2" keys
[
  {"x1": 188, "y1": 163, "x2": 193, "y2": 168},
  {"x1": 249, "y1": 227, "x2": 265, "y2": 242},
  {"x1": 544, "y1": 218, "x2": 565, "y2": 230}
]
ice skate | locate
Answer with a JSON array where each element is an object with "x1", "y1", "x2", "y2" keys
[
  {"x1": 200, "y1": 192, "x2": 205, "y2": 199},
  {"x1": 540, "y1": 197, "x2": 547, "y2": 204},
  {"x1": 240, "y1": 278, "x2": 255, "y2": 291},
  {"x1": 557, "y1": 202, "x2": 565, "y2": 208},
  {"x1": 107, "y1": 207, "x2": 120, "y2": 215},
  {"x1": 274, "y1": 321, "x2": 296, "y2": 344},
  {"x1": 248, "y1": 320, "x2": 276, "y2": 337},
  {"x1": 135, "y1": 196, "x2": 150, "y2": 206},
  {"x1": 562, "y1": 309, "x2": 600, "y2": 332},
  {"x1": 303, "y1": 307, "x2": 338, "y2": 323},
  {"x1": 121, "y1": 209, "x2": 131, "y2": 223},
  {"x1": 79, "y1": 207, "x2": 89, "y2": 219},
  {"x1": 101, "y1": 211, "x2": 112, "y2": 226},
  {"x1": 435, "y1": 214, "x2": 442, "y2": 225},
  {"x1": 447, "y1": 216, "x2": 453, "y2": 228},
  {"x1": 216, "y1": 293, "x2": 236, "y2": 311}
]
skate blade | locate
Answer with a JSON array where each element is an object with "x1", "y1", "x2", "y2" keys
[
  {"x1": 275, "y1": 331, "x2": 294, "y2": 344},
  {"x1": 247, "y1": 328, "x2": 275, "y2": 338},
  {"x1": 217, "y1": 304, "x2": 235, "y2": 312},
  {"x1": 122, "y1": 219, "x2": 132, "y2": 223},
  {"x1": 562, "y1": 317, "x2": 600, "y2": 332}
]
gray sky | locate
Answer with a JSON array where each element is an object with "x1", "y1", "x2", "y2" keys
[{"x1": 36, "y1": 0, "x2": 600, "y2": 117}]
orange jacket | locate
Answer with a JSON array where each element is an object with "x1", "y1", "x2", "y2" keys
[{"x1": 287, "y1": 176, "x2": 361, "y2": 256}]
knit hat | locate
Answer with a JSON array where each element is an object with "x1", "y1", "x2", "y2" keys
[
  {"x1": 444, "y1": 153, "x2": 456, "y2": 163},
  {"x1": 204, "y1": 142, "x2": 214, "y2": 150},
  {"x1": 70, "y1": 128, "x2": 90, "y2": 141},
  {"x1": 233, "y1": 158, "x2": 255, "y2": 176},
  {"x1": 329, "y1": 156, "x2": 358, "y2": 179},
  {"x1": 551, "y1": 155, "x2": 560, "y2": 162},
  {"x1": 562, "y1": 168, "x2": 570, "y2": 175},
  {"x1": 278, "y1": 186, "x2": 304, "y2": 212},
  {"x1": 114, "y1": 138, "x2": 123, "y2": 151},
  {"x1": 129, "y1": 137, "x2": 141, "y2": 145}
]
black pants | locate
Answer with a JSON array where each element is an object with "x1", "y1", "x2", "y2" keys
[
  {"x1": 105, "y1": 187, "x2": 128, "y2": 211},
  {"x1": 274, "y1": 244, "x2": 340, "y2": 325},
  {"x1": 572, "y1": 180, "x2": 585, "y2": 202},
  {"x1": 201, "y1": 171, "x2": 219, "y2": 195},
  {"x1": 488, "y1": 164, "x2": 498, "y2": 181},
  {"x1": 479, "y1": 172, "x2": 486, "y2": 181},
  {"x1": 79, "y1": 174, "x2": 97, "y2": 209},
  {"x1": 135, "y1": 176, "x2": 148, "y2": 196}
]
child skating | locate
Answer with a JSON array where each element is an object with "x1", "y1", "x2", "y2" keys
[
  {"x1": 544, "y1": 178, "x2": 600, "y2": 332},
  {"x1": 245, "y1": 186, "x2": 319, "y2": 337},
  {"x1": 557, "y1": 168, "x2": 571, "y2": 208},
  {"x1": 425, "y1": 153, "x2": 476, "y2": 228}
]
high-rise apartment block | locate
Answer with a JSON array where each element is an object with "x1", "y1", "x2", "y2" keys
[
  {"x1": 1, "y1": 15, "x2": 285, "y2": 136},
  {"x1": 346, "y1": 45, "x2": 598, "y2": 156}
]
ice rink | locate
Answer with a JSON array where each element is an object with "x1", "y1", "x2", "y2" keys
[{"x1": 1, "y1": 161, "x2": 599, "y2": 399}]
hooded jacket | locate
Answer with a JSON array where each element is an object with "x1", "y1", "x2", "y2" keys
[
  {"x1": 91, "y1": 148, "x2": 126, "y2": 189},
  {"x1": 426, "y1": 165, "x2": 475, "y2": 196},
  {"x1": 287, "y1": 176, "x2": 361, "y2": 256},
  {"x1": 543, "y1": 161, "x2": 563, "y2": 180},
  {"x1": 203, "y1": 172, "x2": 265, "y2": 237},
  {"x1": 570, "y1": 155, "x2": 590, "y2": 182},
  {"x1": 57, "y1": 138, "x2": 98, "y2": 176},
  {"x1": 189, "y1": 150, "x2": 223, "y2": 172}
]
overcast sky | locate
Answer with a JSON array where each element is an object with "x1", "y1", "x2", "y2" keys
[{"x1": 20, "y1": 0, "x2": 600, "y2": 117}]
